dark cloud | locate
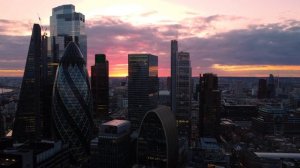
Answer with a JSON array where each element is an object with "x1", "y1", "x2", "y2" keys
[
  {"x1": 0, "y1": 35, "x2": 30, "y2": 69},
  {"x1": 1, "y1": 16, "x2": 300, "y2": 76},
  {"x1": 181, "y1": 21, "x2": 300, "y2": 71}
]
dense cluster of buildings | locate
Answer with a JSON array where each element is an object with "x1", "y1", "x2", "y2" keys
[{"x1": 1, "y1": 3, "x2": 300, "y2": 168}]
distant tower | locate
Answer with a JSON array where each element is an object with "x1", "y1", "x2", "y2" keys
[
  {"x1": 50, "y1": 4, "x2": 87, "y2": 62},
  {"x1": 128, "y1": 54, "x2": 159, "y2": 131},
  {"x1": 267, "y1": 74, "x2": 276, "y2": 98},
  {"x1": 257, "y1": 79, "x2": 267, "y2": 99},
  {"x1": 91, "y1": 54, "x2": 109, "y2": 122},
  {"x1": 171, "y1": 40, "x2": 178, "y2": 113},
  {"x1": 199, "y1": 73, "x2": 221, "y2": 137},
  {"x1": 175, "y1": 51, "x2": 192, "y2": 139},
  {"x1": 137, "y1": 106, "x2": 178, "y2": 168},
  {"x1": 13, "y1": 24, "x2": 42, "y2": 142},
  {"x1": 52, "y1": 42, "x2": 94, "y2": 162}
]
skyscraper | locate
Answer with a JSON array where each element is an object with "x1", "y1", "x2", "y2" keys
[
  {"x1": 52, "y1": 42, "x2": 94, "y2": 163},
  {"x1": 267, "y1": 74, "x2": 276, "y2": 98},
  {"x1": 91, "y1": 54, "x2": 109, "y2": 122},
  {"x1": 13, "y1": 24, "x2": 42, "y2": 142},
  {"x1": 171, "y1": 40, "x2": 178, "y2": 113},
  {"x1": 137, "y1": 106, "x2": 178, "y2": 168},
  {"x1": 199, "y1": 73, "x2": 221, "y2": 137},
  {"x1": 176, "y1": 51, "x2": 192, "y2": 139},
  {"x1": 128, "y1": 54, "x2": 158, "y2": 131},
  {"x1": 50, "y1": 4, "x2": 87, "y2": 62}
]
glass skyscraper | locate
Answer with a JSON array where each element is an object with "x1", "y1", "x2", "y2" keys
[
  {"x1": 199, "y1": 73, "x2": 221, "y2": 137},
  {"x1": 128, "y1": 54, "x2": 159, "y2": 131},
  {"x1": 13, "y1": 24, "x2": 42, "y2": 142},
  {"x1": 171, "y1": 40, "x2": 178, "y2": 113},
  {"x1": 137, "y1": 106, "x2": 178, "y2": 168},
  {"x1": 176, "y1": 51, "x2": 192, "y2": 139},
  {"x1": 52, "y1": 42, "x2": 94, "y2": 163},
  {"x1": 91, "y1": 54, "x2": 109, "y2": 122},
  {"x1": 50, "y1": 4, "x2": 87, "y2": 62}
]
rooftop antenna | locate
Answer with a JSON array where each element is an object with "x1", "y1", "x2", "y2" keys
[{"x1": 37, "y1": 13, "x2": 47, "y2": 36}]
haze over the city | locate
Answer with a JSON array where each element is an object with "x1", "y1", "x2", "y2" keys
[{"x1": 1, "y1": 0, "x2": 300, "y2": 77}]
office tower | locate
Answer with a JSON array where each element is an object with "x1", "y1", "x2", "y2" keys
[
  {"x1": 199, "y1": 73, "x2": 221, "y2": 137},
  {"x1": 95, "y1": 120, "x2": 130, "y2": 168},
  {"x1": 0, "y1": 114, "x2": 5, "y2": 137},
  {"x1": 171, "y1": 40, "x2": 178, "y2": 112},
  {"x1": 137, "y1": 106, "x2": 178, "y2": 168},
  {"x1": 257, "y1": 79, "x2": 268, "y2": 99},
  {"x1": 267, "y1": 74, "x2": 276, "y2": 98},
  {"x1": 91, "y1": 54, "x2": 109, "y2": 122},
  {"x1": 52, "y1": 42, "x2": 94, "y2": 162},
  {"x1": 176, "y1": 52, "x2": 192, "y2": 138},
  {"x1": 50, "y1": 4, "x2": 87, "y2": 62},
  {"x1": 40, "y1": 34, "x2": 55, "y2": 139},
  {"x1": 13, "y1": 24, "x2": 42, "y2": 142},
  {"x1": 128, "y1": 54, "x2": 158, "y2": 131}
]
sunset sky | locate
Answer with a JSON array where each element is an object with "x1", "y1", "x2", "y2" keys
[{"x1": 1, "y1": 0, "x2": 300, "y2": 77}]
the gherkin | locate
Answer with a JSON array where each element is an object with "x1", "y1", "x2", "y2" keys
[{"x1": 52, "y1": 42, "x2": 94, "y2": 162}]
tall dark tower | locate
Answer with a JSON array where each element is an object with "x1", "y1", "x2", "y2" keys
[
  {"x1": 91, "y1": 54, "x2": 109, "y2": 123},
  {"x1": 267, "y1": 74, "x2": 276, "y2": 98},
  {"x1": 52, "y1": 42, "x2": 94, "y2": 163},
  {"x1": 199, "y1": 73, "x2": 221, "y2": 137},
  {"x1": 128, "y1": 54, "x2": 158, "y2": 131},
  {"x1": 175, "y1": 52, "x2": 192, "y2": 139},
  {"x1": 171, "y1": 40, "x2": 178, "y2": 113},
  {"x1": 13, "y1": 24, "x2": 42, "y2": 142}
]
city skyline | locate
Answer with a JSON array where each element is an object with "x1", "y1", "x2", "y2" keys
[{"x1": 1, "y1": 0, "x2": 300, "y2": 77}]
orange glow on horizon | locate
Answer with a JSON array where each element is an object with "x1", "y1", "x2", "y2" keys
[
  {"x1": 0, "y1": 70, "x2": 24, "y2": 77},
  {"x1": 212, "y1": 64, "x2": 300, "y2": 71}
]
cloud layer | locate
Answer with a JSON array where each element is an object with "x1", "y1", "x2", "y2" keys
[{"x1": 1, "y1": 16, "x2": 300, "y2": 77}]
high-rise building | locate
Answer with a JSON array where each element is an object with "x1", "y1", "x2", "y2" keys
[
  {"x1": 171, "y1": 40, "x2": 178, "y2": 112},
  {"x1": 94, "y1": 120, "x2": 131, "y2": 168},
  {"x1": 175, "y1": 51, "x2": 192, "y2": 139},
  {"x1": 40, "y1": 34, "x2": 55, "y2": 139},
  {"x1": 137, "y1": 106, "x2": 178, "y2": 168},
  {"x1": 267, "y1": 74, "x2": 276, "y2": 98},
  {"x1": 199, "y1": 73, "x2": 221, "y2": 137},
  {"x1": 52, "y1": 42, "x2": 94, "y2": 163},
  {"x1": 257, "y1": 79, "x2": 267, "y2": 99},
  {"x1": 13, "y1": 24, "x2": 42, "y2": 142},
  {"x1": 50, "y1": 4, "x2": 87, "y2": 62},
  {"x1": 128, "y1": 54, "x2": 158, "y2": 131},
  {"x1": 91, "y1": 54, "x2": 109, "y2": 122}
]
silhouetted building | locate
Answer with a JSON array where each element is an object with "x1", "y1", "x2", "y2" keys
[
  {"x1": 94, "y1": 120, "x2": 131, "y2": 168},
  {"x1": 170, "y1": 40, "x2": 178, "y2": 113},
  {"x1": 257, "y1": 78, "x2": 268, "y2": 99},
  {"x1": 0, "y1": 114, "x2": 5, "y2": 138},
  {"x1": 0, "y1": 140, "x2": 70, "y2": 168},
  {"x1": 252, "y1": 106, "x2": 300, "y2": 135},
  {"x1": 267, "y1": 74, "x2": 276, "y2": 98},
  {"x1": 137, "y1": 106, "x2": 178, "y2": 168},
  {"x1": 128, "y1": 54, "x2": 158, "y2": 131},
  {"x1": 50, "y1": 4, "x2": 87, "y2": 62},
  {"x1": 175, "y1": 52, "x2": 192, "y2": 139},
  {"x1": 199, "y1": 73, "x2": 221, "y2": 137},
  {"x1": 13, "y1": 24, "x2": 42, "y2": 142},
  {"x1": 52, "y1": 42, "x2": 94, "y2": 163},
  {"x1": 91, "y1": 54, "x2": 109, "y2": 123}
]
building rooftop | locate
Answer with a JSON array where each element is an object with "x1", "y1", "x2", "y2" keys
[
  {"x1": 159, "y1": 90, "x2": 170, "y2": 96},
  {"x1": 102, "y1": 119, "x2": 130, "y2": 127},
  {"x1": 255, "y1": 152, "x2": 300, "y2": 160}
]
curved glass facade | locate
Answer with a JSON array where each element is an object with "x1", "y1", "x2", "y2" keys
[
  {"x1": 52, "y1": 42, "x2": 94, "y2": 162},
  {"x1": 137, "y1": 106, "x2": 178, "y2": 168}
]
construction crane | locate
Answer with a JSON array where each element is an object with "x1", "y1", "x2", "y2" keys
[{"x1": 37, "y1": 13, "x2": 47, "y2": 36}]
